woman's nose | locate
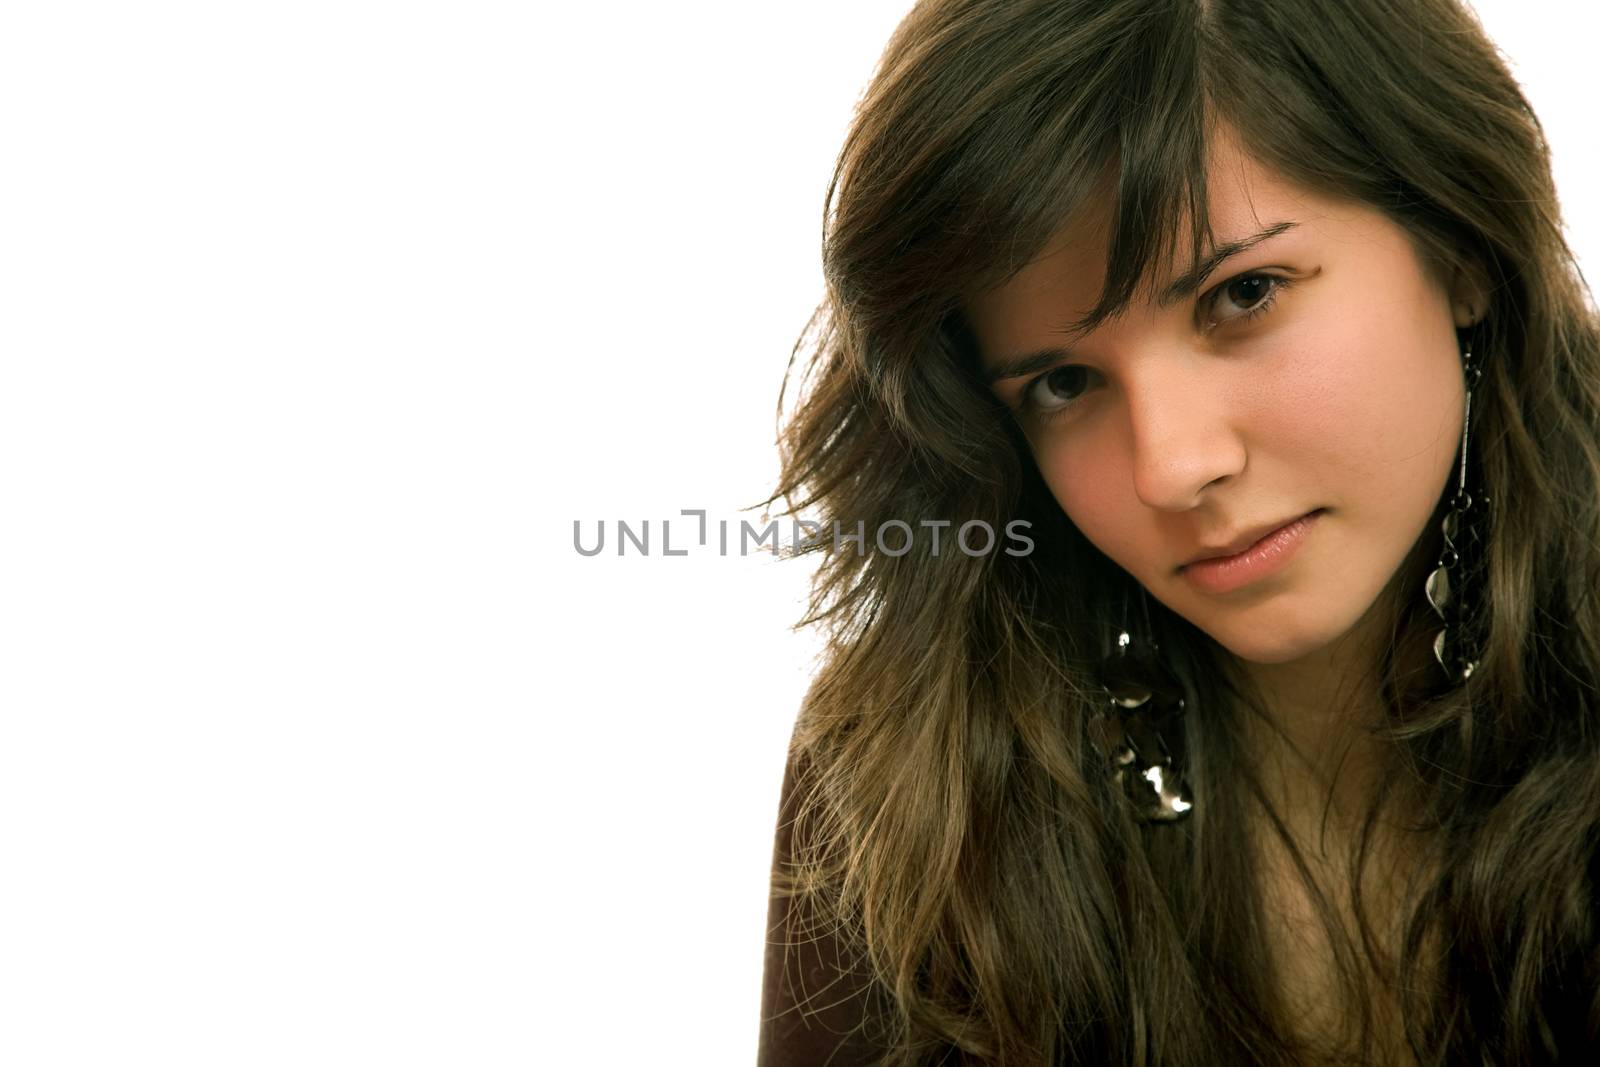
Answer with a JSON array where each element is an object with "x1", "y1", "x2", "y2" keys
[{"x1": 1123, "y1": 364, "x2": 1247, "y2": 512}]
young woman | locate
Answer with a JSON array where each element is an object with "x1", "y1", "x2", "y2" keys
[{"x1": 757, "y1": 0, "x2": 1600, "y2": 1063}]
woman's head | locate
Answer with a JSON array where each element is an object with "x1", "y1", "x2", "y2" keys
[{"x1": 791, "y1": 0, "x2": 1584, "y2": 684}]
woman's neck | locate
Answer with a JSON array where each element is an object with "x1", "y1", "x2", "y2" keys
[
  {"x1": 1230, "y1": 604, "x2": 1434, "y2": 1064},
  {"x1": 1229, "y1": 597, "x2": 1396, "y2": 832}
]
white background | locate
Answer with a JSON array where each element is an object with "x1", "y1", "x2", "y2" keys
[{"x1": 0, "y1": 2, "x2": 1593, "y2": 1064}]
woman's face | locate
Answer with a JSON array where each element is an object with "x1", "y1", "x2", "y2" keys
[{"x1": 965, "y1": 138, "x2": 1476, "y2": 665}]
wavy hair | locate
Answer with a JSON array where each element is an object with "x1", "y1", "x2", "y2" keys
[{"x1": 765, "y1": 0, "x2": 1600, "y2": 1063}]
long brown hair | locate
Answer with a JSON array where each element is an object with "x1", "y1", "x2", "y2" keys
[{"x1": 767, "y1": 0, "x2": 1600, "y2": 1063}]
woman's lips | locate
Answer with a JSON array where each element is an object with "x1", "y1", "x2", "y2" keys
[{"x1": 1179, "y1": 510, "x2": 1323, "y2": 594}]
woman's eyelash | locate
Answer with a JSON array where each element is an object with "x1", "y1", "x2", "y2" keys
[
  {"x1": 1204, "y1": 270, "x2": 1292, "y2": 327},
  {"x1": 1016, "y1": 271, "x2": 1293, "y2": 425},
  {"x1": 1019, "y1": 365, "x2": 1098, "y2": 425}
]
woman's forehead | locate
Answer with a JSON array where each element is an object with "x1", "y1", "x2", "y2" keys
[{"x1": 964, "y1": 144, "x2": 1356, "y2": 354}]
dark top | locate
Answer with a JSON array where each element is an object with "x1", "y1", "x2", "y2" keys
[{"x1": 757, "y1": 753, "x2": 895, "y2": 1066}]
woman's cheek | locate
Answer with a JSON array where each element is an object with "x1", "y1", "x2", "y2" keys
[
  {"x1": 1037, "y1": 439, "x2": 1133, "y2": 556},
  {"x1": 1250, "y1": 334, "x2": 1367, "y2": 476}
]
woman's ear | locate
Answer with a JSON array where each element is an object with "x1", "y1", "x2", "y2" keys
[{"x1": 1449, "y1": 258, "x2": 1490, "y2": 327}]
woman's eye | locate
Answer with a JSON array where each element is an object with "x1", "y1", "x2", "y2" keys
[
  {"x1": 1208, "y1": 272, "x2": 1286, "y2": 323},
  {"x1": 1025, "y1": 365, "x2": 1094, "y2": 414}
]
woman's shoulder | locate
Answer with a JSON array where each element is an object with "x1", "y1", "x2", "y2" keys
[{"x1": 758, "y1": 747, "x2": 898, "y2": 1066}]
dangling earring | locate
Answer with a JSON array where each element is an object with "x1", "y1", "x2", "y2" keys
[
  {"x1": 1089, "y1": 583, "x2": 1193, "y2": 821},
  {"x1": 1425, "y1": 336, "x2": 1487, "y2": 683}
]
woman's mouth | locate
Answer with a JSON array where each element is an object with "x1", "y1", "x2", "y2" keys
[{"x1": 1179, "y1": 509, "x2": 1325, "y2": 594}]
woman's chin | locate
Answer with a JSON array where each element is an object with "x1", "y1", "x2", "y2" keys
[{"x1": 1201, "y1": 618, "x2": 1346, "y2": 666}]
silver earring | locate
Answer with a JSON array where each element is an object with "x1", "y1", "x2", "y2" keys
[
  {"x1": 1089, "y1": 585, "x2": 1193, "y2": 821},
  {"x1": 1425, "y1": 339, "x2": 1487, "y2": 682}
]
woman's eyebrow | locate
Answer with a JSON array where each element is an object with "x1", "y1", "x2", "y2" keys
[
  {"x1": 1158, "y1": 220, "x2": 1298, "y2": 306},
  {"x1": 982, "y1": 221, "x2": 1299, "y2": 386},
  {"x1": 985, "y1": 346, "x2": 1076, "y2": 386}
]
